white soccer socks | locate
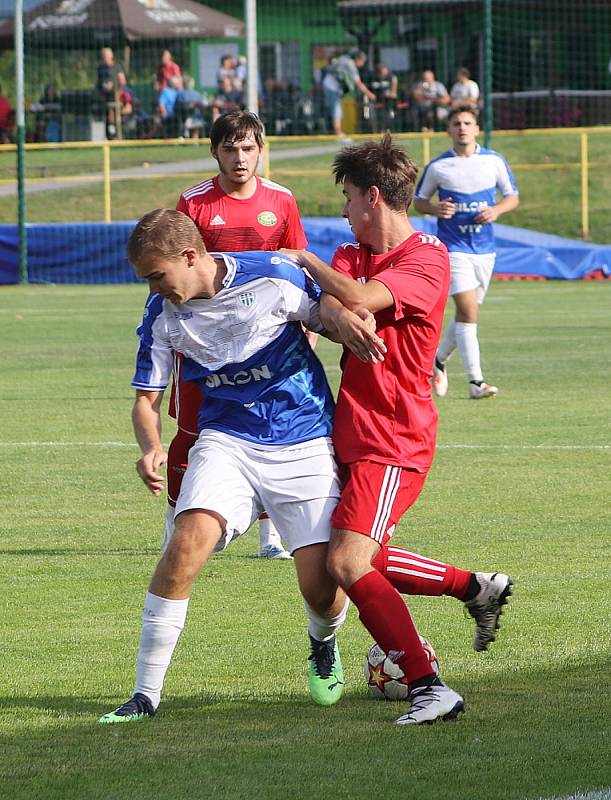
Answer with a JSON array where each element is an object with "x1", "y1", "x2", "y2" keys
[
  {"x1": 134, "y1": 591, "x2": 189, "y2": 709},
  {"x1": 304, "y1": 597, "x2": 350, "y2": 642},
  {"x1": 455, "y1": 322, "x2": 483, "y2": 383}
]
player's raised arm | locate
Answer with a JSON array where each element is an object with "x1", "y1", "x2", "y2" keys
[
  {"x1": 132, "y1": 390, "x2": 167, "y2": 496},
  {"x1": 282, "y1": 248, "x2": 394, "y2": 314}
]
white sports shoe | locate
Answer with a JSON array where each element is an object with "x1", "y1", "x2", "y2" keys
[
  {"x1": 395, "y1": 682, "x2": 465, "y2": 725},
  {"x1": 258, "y1": 544, "x2": 293, "y2": 560},
  {"x1": 469, "y1": 381, "x2": 498, "y2": 399},
  {"x1": 464, "y1": 572, "x2": 513, "y2": 651},
  {"x1": 432, "y1": 362, "x2": 448, "y2": 397}
]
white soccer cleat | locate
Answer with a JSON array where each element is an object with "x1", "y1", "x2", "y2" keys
[
  {"x1": 464, "y1": 572, "x2": 513, "y2": 652},
  {"x1": 395, "y1": 682, "x2": 465, "y2": 725},
  {"x1": 432, "y1": 362, "x2": 448, "y2": 397},
  {"x1": 258, "y1": 544, "x2": 293, "y2": 560},
  {"x1": 469, "y1": 381, "x2": 498, "y2": 399}
]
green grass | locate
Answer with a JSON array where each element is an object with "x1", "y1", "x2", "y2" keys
[
  {"x1": 1, "y1": 281, "x2": 610, "y2": 800},
  {"x1": 0, "y1": 130, "x2": 610, "y2": 241}
]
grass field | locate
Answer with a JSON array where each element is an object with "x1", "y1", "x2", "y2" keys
[
  {"x1": 1, "y1": 280, "x2": 610, "y2": 800},
  {"x1": 1, "y1": 129, "x2": 610, "y2": 242}
]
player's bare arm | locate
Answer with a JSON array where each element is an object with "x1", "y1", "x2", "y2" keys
[
  {"x1": 320, "y1": 295, "x2": 386, "y2": 363},
  {"x1": 283, "y1": 249, "x2": 395, "y2": 314},
  {"x1": 132, "y1": 389, "x2": 167, "y2": 496},
  {"x1": 474, "y1": 193, "x2": 519, "y2": 224},
  {"x1": 414, "y1": 197, "x2": 457, "y2": 219}
]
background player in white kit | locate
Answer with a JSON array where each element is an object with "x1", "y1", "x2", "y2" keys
[
  {"x1": 414, "y1": 104, "x2": 519, "y2": 399},
  {"x1": 98, "y1": 209, "x2": 384, "y2": 723}
]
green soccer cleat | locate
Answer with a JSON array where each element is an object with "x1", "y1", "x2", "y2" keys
[
  {"x1": 98, "y1": 692, "x2": 156, "y2": 724},
  {"x1": 308, "y1": 634, "x2": 344, "y2": 706}
]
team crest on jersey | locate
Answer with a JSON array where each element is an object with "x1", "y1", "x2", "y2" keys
[
  {"x1": 257, "y1": 211, "x2": 277, "y2": 227},
  {"x1": 239, "y1": 291, "x2": 255, "y2": 307}
]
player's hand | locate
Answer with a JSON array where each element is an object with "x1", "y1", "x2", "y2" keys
[
  {"x1": 279, "y1": 248, "x2": 304, "y2": 262},
  {"x1": 136, "y1": 448, "x2": 168, "y2": 496},
  {"x1": 336, "y1": 307, "x2": 386, "y2": 364},
  {"x1": 474, "y1": 206, "x2": 498, "y2": 224},
  {"x1": 436, "y1": 198, "x2": 457, "y2": 219}
]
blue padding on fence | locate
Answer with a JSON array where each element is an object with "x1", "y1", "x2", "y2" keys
[{"x1": 0, "y1": 219, "x2": 609, "y2": 285}]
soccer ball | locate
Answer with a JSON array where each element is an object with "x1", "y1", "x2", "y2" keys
[{"x1": 364, "y1": 636, "x2": 440, "y2": 701}]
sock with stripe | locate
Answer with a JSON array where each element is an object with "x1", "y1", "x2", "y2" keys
[
  {"x1": 347, "y1": 570, "x2": 435, "y2": 684},
  {"x1": 372, "y1": 545, "x2": 473, "y2": 600}
]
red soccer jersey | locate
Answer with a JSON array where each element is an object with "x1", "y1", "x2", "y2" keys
[
  {"x1": 170, "y1": 175, "x2": 308, "y2": 433},
  {"x1": 331, "y1": 231, "x2": 450, "y2": 471},
  {"x1": 176, "y1": 175, "x2": 307, "y2": 253}
]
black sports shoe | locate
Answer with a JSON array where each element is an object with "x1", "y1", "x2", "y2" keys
[{"x1": 98, "y1": 692, "x2": 156, "y2": 724}]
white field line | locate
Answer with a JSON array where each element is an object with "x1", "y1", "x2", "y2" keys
[
  {"x1": 0, "y1": 442, "x2": 609, "y2": 450},
  {"x1": 533, "y1": 790, "x2": 611, "y2": 800}
]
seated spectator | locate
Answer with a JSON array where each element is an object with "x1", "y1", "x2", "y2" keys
[
  {"x1": 158, "y1": 75, "x2": 180, "y2": 138},
  {"x1": 216, "y1": 75, "x2": 243, "y2": 111},
  {"x1": 367, "y1": 62, "x2": 398, "y2": 133},
  {"x1": 157, "y1": 49, "x2": 182, "y2": 91},
  {"x1": 32, "y1": 83, "x2": 61, "y2": 142},
  {"x1": 450, "y1": 67, "x2": 480, "y2": 108},
  {"x1": 0, "y1": 85, "x2": 13, "y2": 143},
  {"x1": 412, "y1": 69, "x2": 450, "y2": 131},
  {"x1": 175, "y1": 76, "x2": 206, "y2": 138}
]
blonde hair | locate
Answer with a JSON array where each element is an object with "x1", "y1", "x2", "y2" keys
[{"x1": 127, "y1": 209, "x2": 205, "y2": 266}]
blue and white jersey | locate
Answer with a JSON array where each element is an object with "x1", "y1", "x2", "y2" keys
[
  {"x1": 132, "y1": 251, "x2": 334, "y2": 447},
  {"x1": 416, "y1": 144, "x2": 518, "y2": 254}
]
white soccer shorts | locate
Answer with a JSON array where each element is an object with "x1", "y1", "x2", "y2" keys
[
  {"x1": 174, "y1": 430, "x2": 341, "y2": 555},
  {"x1": 449, "y1": 251, "x2": 496, "y2": 303}
]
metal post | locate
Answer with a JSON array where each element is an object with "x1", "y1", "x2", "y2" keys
[
  {"x1": 15, "y1": 0, "x2": 27, "y2": 283},
  {"x1": 244, "y1": 0, "x2": 259, "y2": 116},
  {"x1": 103, "y1": 142, "x2": 112, "y2": 223},
  {"x1": 580, "y1": 132, "x2": 590, "y2": 240},
  {"x1": 483, "y1": 0, "x2": 493, "y2": 147}
]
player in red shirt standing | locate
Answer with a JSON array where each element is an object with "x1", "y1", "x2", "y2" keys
[
  {"x1": 168, "y1": 111, "x2": 309, "y2": 559},
  {"x1": 290, "y1": 135, "x2": 512, "y2": 725}
]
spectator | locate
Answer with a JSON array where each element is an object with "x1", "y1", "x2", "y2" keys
[
  {"x1": 175, "y1": 76, "x2": 206, "y2": 139},
  {"x1": 214, "y1": 75, "x2": 243, "y2": 115},
  {"x1": 156, "y1": 49, "x2": 182, "y2": 91},
  {"x1": 234, "y1": 55, "x2": 247, "y2": 91},
  {"x1": 367, "y1": 62, "x2": 398, "y2": 133},
  {"x1": 96, "y1": 47, "x2": 125, "y2": 139},
  {"x1": 158, "y1": 75, "x2": 180, "y2": 138},
  {"x1": 0, "y1": 85, "x2": 13, "y2": 143},
  {"x1": 217, "y1": 54, "x2": 236, "y2": 91},
  {"x1": 450, "y1": 67, "x2": 480, "y2": 108},
  {"x1": 412, "y1": 69, "x2": 450, "y2": 131},
  {"x1": 32, "y1": 83, "x2": 61, "y2": 142},
  {"x1": 322, "y1": 47, "x2": 376, "y2": 139}
]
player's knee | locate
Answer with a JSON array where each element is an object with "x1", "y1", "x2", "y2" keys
[{"x1": 326, "y1": 547, "x2": 353, "y2": 588}]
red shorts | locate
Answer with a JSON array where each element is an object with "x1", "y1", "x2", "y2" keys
[
  {"x1": 167, "y1": 428, "x2": 198, "y2": 506},
  {"x1": 332, "y1": 460, "x2": 427, "y2": 546}
]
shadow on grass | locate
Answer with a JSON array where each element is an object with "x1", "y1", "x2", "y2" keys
[{"x1": 1, "y1": 660, "x2": 609, "y2": 800}]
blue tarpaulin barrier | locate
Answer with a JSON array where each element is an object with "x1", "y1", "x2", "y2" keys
[{"x1": 1, "y1": 219, "x2": 609, "y2": 285}]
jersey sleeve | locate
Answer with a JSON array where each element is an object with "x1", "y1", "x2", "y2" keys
[
  {"x1": 282, "y1": 271, "x2": 325, "y2": 333},
  {"x1": 494, "y1": 153, "x2": 519, "y2": 197},
  {"x1": 331, "y1": 242, "x2": 359, "y2": 277},
  {"x1": 131, "y1": 293, "x2": 174, "y2": 391},
  {"x1": 175, "y1": 194, "x2": 189, "y2": 214},
  {"x1": 279, "y1": 195, "x2": 308, "y2": 249},
  {"x1": 372, "y1": 237, "x2": 449, "y2": 321},
  {"x1": 415, "y1": 161, "x2": 439, "y2": 201}
]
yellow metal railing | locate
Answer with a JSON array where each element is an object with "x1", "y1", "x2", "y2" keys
[{"x1": 0, "y1": 126, "x2": 608, "y2": 237}]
